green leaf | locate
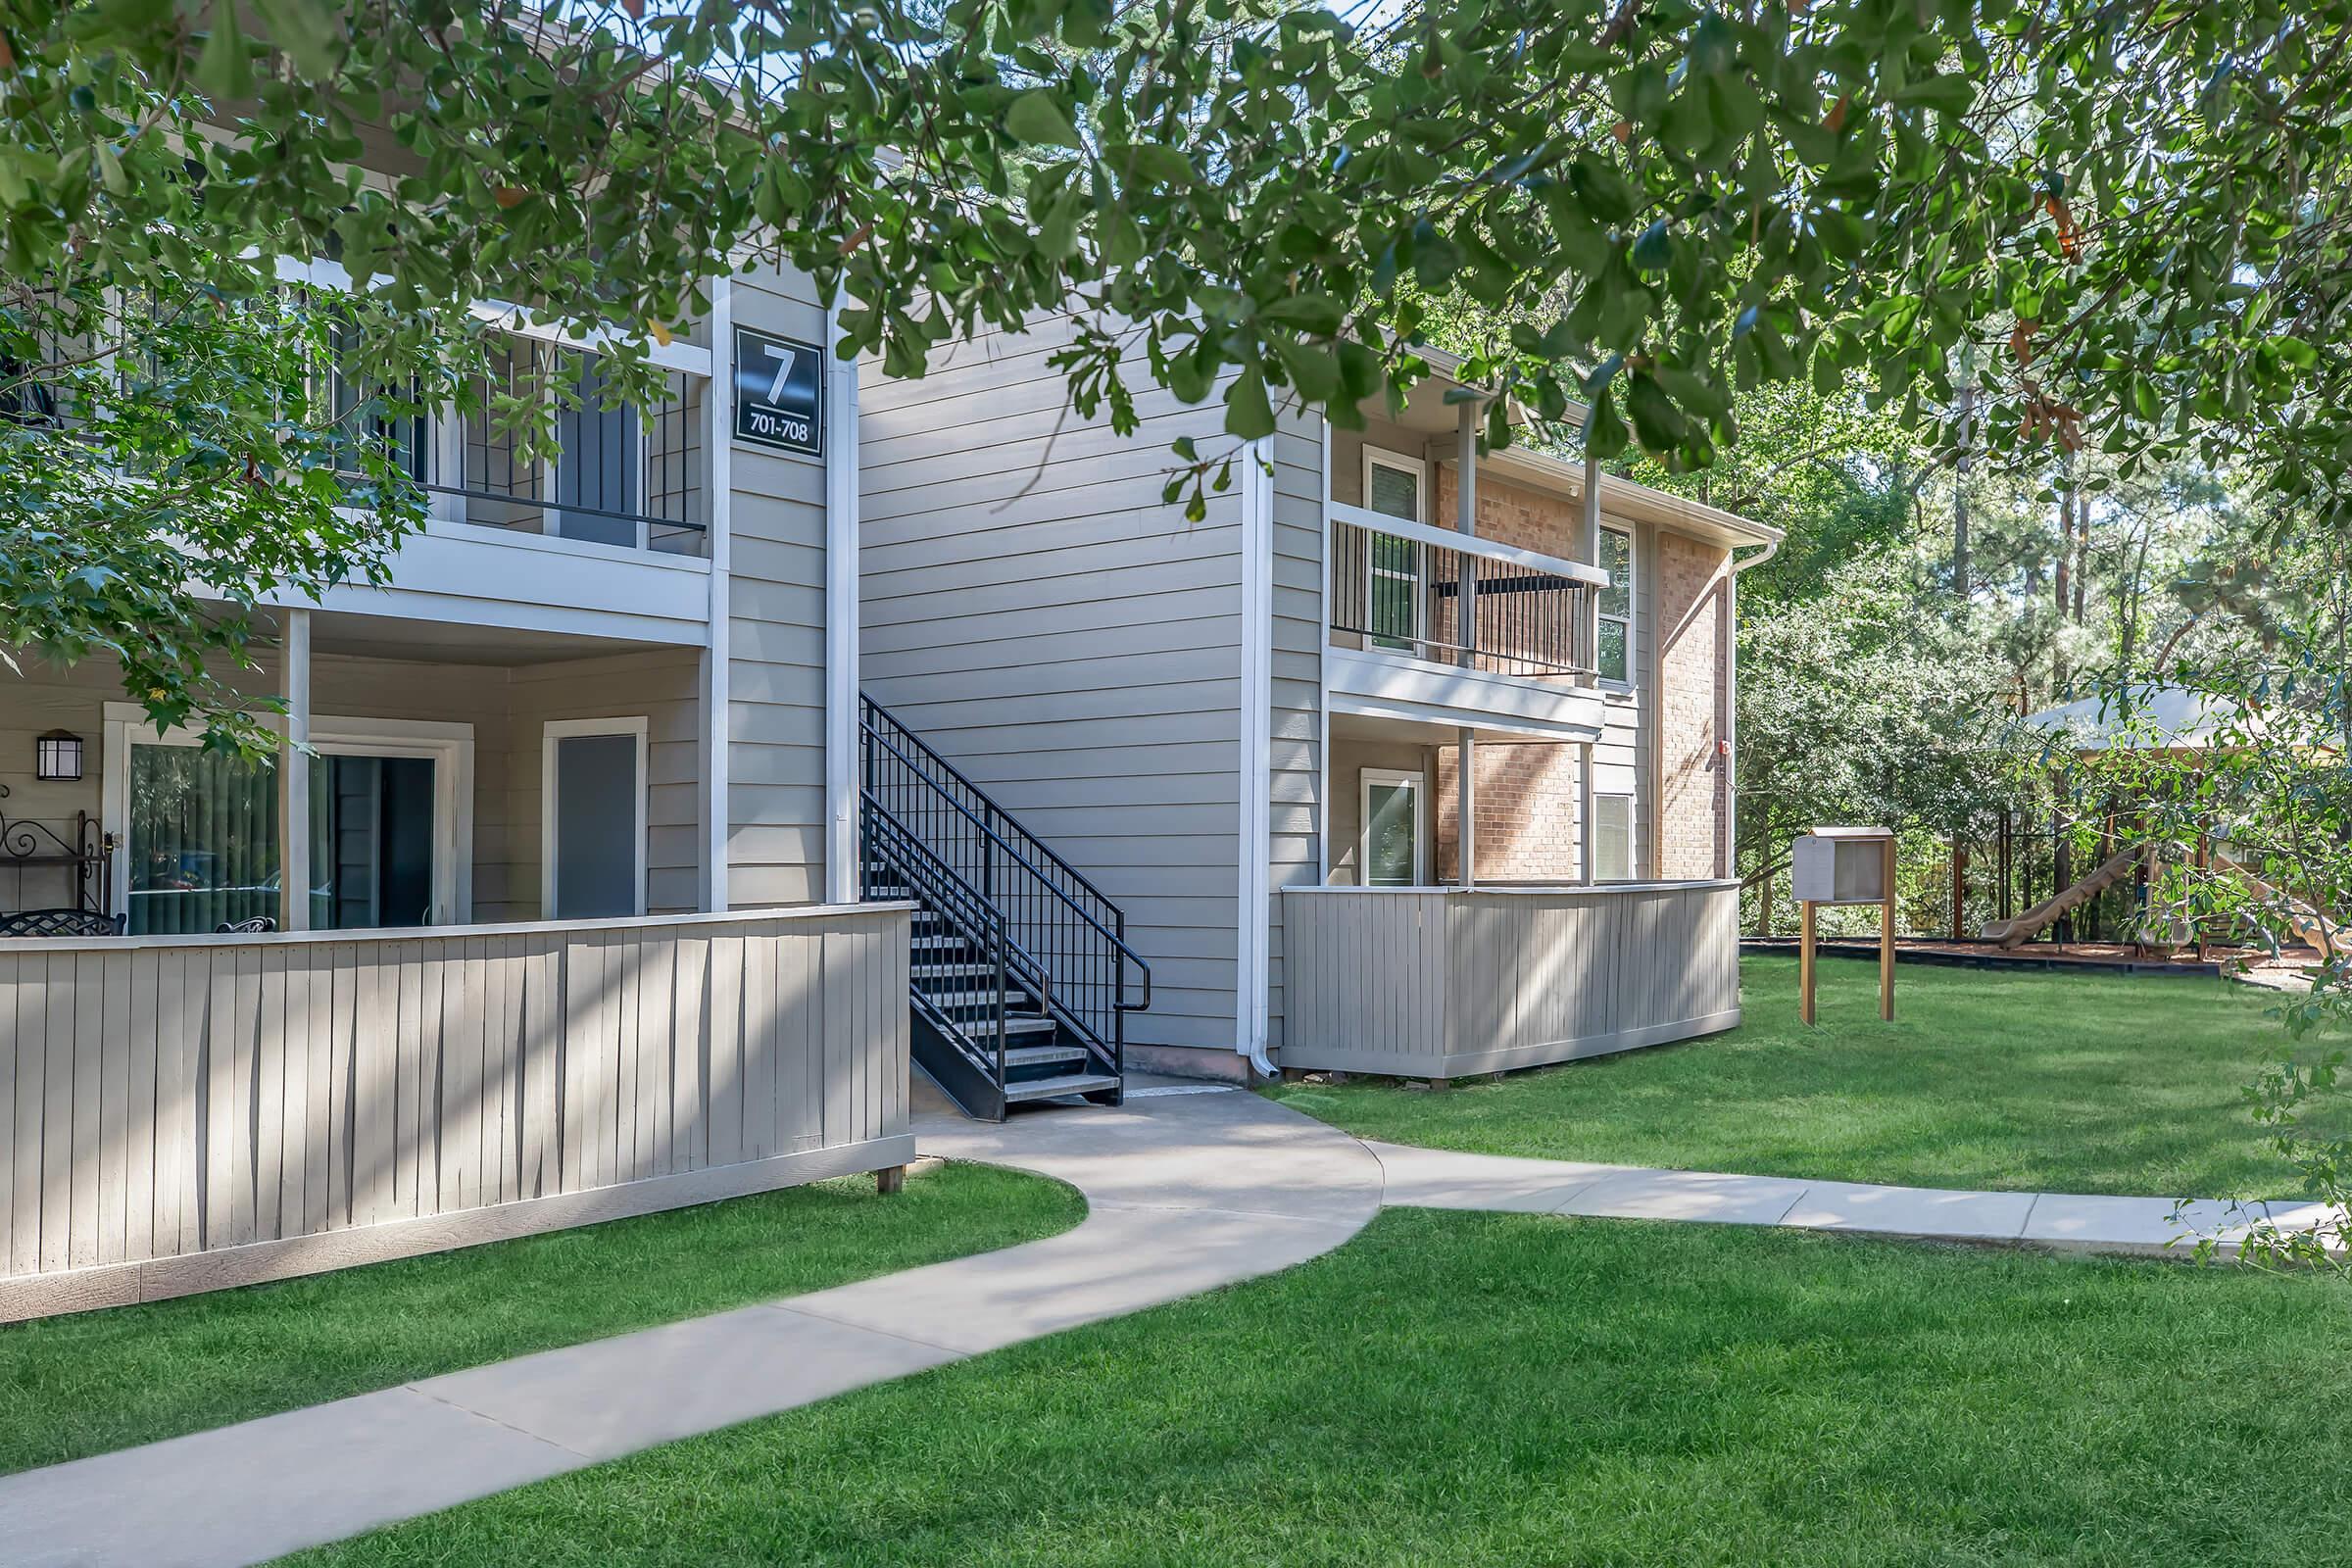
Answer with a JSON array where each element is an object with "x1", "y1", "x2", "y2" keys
[
  {"x1": 1111, "y1": 142, "x2": 1194, "y2": 186},
  {"x1": 1261, "y1": 294, "x2": 1345, "y2": 335},
  {"x1": 193, "y1": 2, "x2": 257, "y2": 100},
  {"x1": 248, "y1": 0, "x2": 347, "y2": 80},
  {"x1": 1896, "y1": 74, "x2": 1977, "y2": 117},
  {"x1": 1005, "y1": 90, "x2": 1084, "y2": 149},
  {"x1": 1224, "y1": 361, "x2": 1275, "y2": 439}
]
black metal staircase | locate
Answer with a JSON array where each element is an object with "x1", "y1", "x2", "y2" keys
[{"x1": 859, "y1": 697, "x2": 1151, "y2": 1121}]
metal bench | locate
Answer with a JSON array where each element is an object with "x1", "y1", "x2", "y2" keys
[{"x1": 0, "y1": 908, "x2": 127, "y2": 938}]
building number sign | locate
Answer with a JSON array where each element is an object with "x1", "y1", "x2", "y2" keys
[{"x1": 732, "y1": 325, "x2": 823, "y2": 457}]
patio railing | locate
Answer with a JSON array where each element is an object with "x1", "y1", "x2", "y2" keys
[
  {"x1": 0, "y1": 903, "x2": 910, "y2": 1322},
  {"x1": 1282, "y1": 882, "x2": 1740, "y2": 1077}
]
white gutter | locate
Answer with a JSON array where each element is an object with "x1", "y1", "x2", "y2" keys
[{"x1": 1722, "y1": 536, "x2": 1780, "y2": 882}]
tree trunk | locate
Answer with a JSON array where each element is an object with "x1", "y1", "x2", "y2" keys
[
  {"x1": 2053, "y1": 468, "x2": 2075, "y2": 695},
  {"x1": 1952, "y1": 384, "x2": 1974, "y2": 598},
  {"x1": 2072, "y1": 490, "x2": 2089, "y2": 624},
  {"x1": 1951, "y1": 839, "x2": 1968, "y2": 939}
]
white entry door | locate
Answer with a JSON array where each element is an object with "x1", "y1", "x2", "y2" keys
[{"x1": 542, "y1": 717, "x2": 648, "y2": 919}]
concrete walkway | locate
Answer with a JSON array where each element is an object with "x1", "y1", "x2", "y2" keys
[
  {"x1": 0, "y1": 1088, "x2": 1384, "y2": 1568},
  {"x1": 1, "y1": 1086, "x2": 2335, "y2": 1567},
  {"x1": 1367, "y1": 1140, "x2": 2337, "y2": 1256}
]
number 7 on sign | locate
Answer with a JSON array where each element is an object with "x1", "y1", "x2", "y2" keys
[{"x1": 761, "y1": 342, "x2": 799, "y2": 404}]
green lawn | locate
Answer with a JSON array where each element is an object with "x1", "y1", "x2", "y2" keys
[
  {"x1": 1268, "y1": 954, "x2": 2328, "y2": 1200},
  {"x1": 0, "y1": 1163, "x2": 1081, "y2": 1477},
  {"x1": 291, "y1": 1207, "x2": 2352, "y2": 1567}
]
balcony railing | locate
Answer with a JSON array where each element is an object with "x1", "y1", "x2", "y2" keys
[
  {"x1": 1329, "y1": 503, "x2": 1609, "y2": 678},
  {"x1": 424, "y1": 482, "x2": 710, "y2": 557}
]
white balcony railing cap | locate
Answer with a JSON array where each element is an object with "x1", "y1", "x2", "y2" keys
[{"x1": 1330, "y1": 502, "x2": 1611, "y2": 588}]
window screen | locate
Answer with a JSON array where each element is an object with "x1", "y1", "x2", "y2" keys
[
  {"x1": 1593, "y1": 794, "x2": 1634, "y2": 882},
  {"x1": 1596, "y1": 526, "x2": 1633, "y2": 683}
]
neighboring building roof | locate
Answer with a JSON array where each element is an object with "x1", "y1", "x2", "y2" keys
[{"x1": 2022, "y1": 685, "x2": 2254, "y2": 753}]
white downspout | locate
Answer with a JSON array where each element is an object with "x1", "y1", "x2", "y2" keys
[
  {"x1": 1723, "y1": 537, "x2": 1780, "y2": 885},
  {"x1": 821, "y1": 303, "x2": 862, "y2": 906},
  {"x1": 704, "y1": 277, "x2": 735, "y2": 912},
  {"x1": 1238, "y1": 434, "x2": 1277, "y2": 1079}
]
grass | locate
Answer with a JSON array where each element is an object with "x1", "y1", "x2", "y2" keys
[
  {"x1": 0, "y1": 1162, "x2": 1081, "y2": 1477},
  {"x1": 290, "y1": 1207, "x2": 2352, "y2": 1567},
  {"x1": 1267, "y1": 954, "x2": 2334, "y2": 1200}
]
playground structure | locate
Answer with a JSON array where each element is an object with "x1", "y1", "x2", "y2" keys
[{"x1": 1970, "y1": 688, "x2": 2339, "y2": 957}]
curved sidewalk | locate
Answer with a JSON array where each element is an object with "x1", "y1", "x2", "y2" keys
[
  {"x1": 1365, "y1": 1139, "x2": 2334, "y2": 1256},
  {"x1": 0, "y1": 1089, "x2": 1385, "y2": 1568}
]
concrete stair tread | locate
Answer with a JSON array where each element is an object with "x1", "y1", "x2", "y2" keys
[{"x1": 1003, "y1": 1072, "x2": 1122, "y2": 1103}]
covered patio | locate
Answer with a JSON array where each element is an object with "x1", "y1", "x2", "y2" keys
[{"x1": 3, "y1": 608, "x2": 708, "y2": 939}]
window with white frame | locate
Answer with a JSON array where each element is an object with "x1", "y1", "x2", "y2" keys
[
  {"x1": 1359, "y1": 767, "x2": 1425, "y2": 887},
  {"x1": 1592, "y1": 793, "x2": 1634, "y2": 882},
  {"x1": 1362, "y1": 446, "x2": 1425, "y2": 650},
  {"x1": 542, "y1": 717, "x2": 648, "y2": 920},
  {"x1": 1596, "y1": 524, "x2": 1634, "y2": 684}
]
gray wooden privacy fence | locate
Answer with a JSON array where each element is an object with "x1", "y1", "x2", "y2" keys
[
  {"x1": 0, "y1": 904, "x2": 911, "y2": 1321},
  {"x1": 1282, "y1": 882, "x2": 1740, "y2": 1079}
]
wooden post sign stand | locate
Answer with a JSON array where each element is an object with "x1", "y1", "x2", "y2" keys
[{"x1": 1791, "y1": 826, "x2": 1897, "y2": 1025}]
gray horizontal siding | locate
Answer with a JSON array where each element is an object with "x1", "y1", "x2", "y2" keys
[
  {"x1": 860, "y1": 318, "x2": 1247, "y2": 1054},
  {"x1": 726, "y1": 268, "x2": 834, "y2": 908}
]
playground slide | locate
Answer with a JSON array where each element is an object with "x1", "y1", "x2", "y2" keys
[
  {"x1": 1979, "y1": 844, "x2": 2148, "y2": 949},
  {"x1": 2214, "y1": 846, "x2": 2340, "y2": 956}
]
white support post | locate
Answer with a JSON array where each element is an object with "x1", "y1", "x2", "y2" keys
[
  {"x1": 1579, "y1": 739, "x2": 1595, "y2": 886},
  {"x1": 1456, "y1": 398, "x2": 1480, "y2": 663},
  {"x1": 1456, "y1": 726, "x2": 1476, "y2": 888},
  {"x1": 704, "y1": 276, "x2": 734, "y2": 912},
  {"x1": 1581, "y1": 448, "x2": 1602, "y2": 686},
  {"x1": 280, "y1": 608, "x2": 313, "y2": 932},
  {"x1": 821, "y1": 302, "x2": 862, "y2": 906}
]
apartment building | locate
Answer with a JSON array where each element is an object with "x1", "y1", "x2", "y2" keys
[{"x1": 858, "y1": 316, "x2": 1781, "y2": 1091}]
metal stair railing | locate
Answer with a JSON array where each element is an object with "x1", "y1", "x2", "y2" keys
[
  {"x1": 859, "y1": 696, "x2": 1150, "y2": 1083},
  {"x1": 860, "y1": 797, "x2": 1026, "y2": 1091}
]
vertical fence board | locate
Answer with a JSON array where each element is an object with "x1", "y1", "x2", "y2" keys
[
  {"x1": 3, "y1": 908, "x2": 911, "y2": 1300},
  {"x1": 126, "y1": 951, "x2": 161, "y2": 1264},
  {"x1": 41, "y1": 955, "x2": 74, "y2": 1272},
  {"x1": 254, "y1": 947, "x2": 286, "y2": 1245},
  {"x1": 708, "y1": 934, "x2": 744, "y2": 1169},
  {"x1": 672, "y1": 936, "x2": 708, "y2": 1171},
  {"x1": 743, "y1": 932, "x2": 778, "y2": 1160}
]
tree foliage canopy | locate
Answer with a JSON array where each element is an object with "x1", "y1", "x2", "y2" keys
[{"x1": 4, "y1": 0, "x2": 2351, "y2": 735}]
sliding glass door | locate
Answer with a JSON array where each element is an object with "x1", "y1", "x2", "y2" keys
[
  {"x1": 309, "y1": 754, "x2": 439, "y2": 930},
  {"x1": 112, "y1": 711, "x2": 466, "y2": 935},
  {"x1": 125, "y1": 745, "x2": 280, "y2": 935}
]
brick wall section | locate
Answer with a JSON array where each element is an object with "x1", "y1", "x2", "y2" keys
[
  {"x1": 1425, "y1": 468, "x2": 1588, "y2": 881},
  {"x1": 1433, "y1": 467, "x2": 1579, "y2": 556},
  {"x1": 1434, "y1": 741, "x2": 1583, "y2": 881},
  {"x1": 1656, "y1": 530, "x2": 1731, "y2": 880}
]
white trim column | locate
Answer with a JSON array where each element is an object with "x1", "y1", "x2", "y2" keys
[
  {"x1": 279, "y1": 608, "x2": 313, "y2": 933},
  {"x1": 1579, "y1": 739, "x2": 1596, "y2": 885},
  {"x1": 1455, "y1": 727, "x2": 1476, "y2": 887},
  {"x1": 1581, "y1": 448, "x2": 1602, "y2": 687},
  {"x1": 1454, "y1": 399, "x2": 1479, "y2": 890},
  {"x1": 704, "y1": 276, "x2": 735, "y2": 912},
  {"x1": 821, "y1": 304, "x2": 862, "y2": 906},
  {"x1": 1237, "y1": 435, "x2": 1276, "y2": 1072}
]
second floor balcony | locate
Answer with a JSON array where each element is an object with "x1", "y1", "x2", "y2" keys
[
  {"x1": 333, "y1": 331, "x2": 712, "y2": 561},
  {"x1": 1324, "y1": 503, "x2": 1612, "y2": 740}
]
